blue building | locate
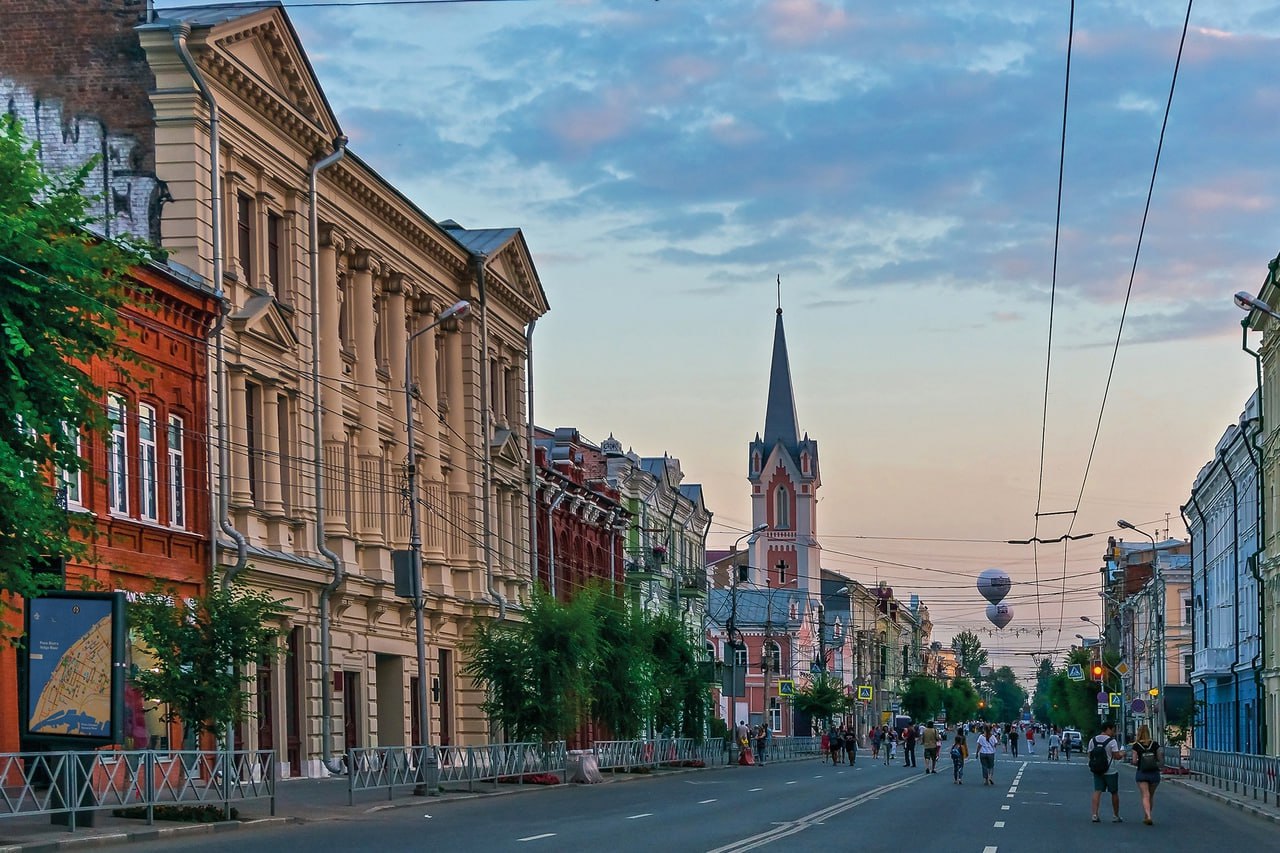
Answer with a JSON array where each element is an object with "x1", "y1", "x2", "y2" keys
[{"x1": 1185, "y1": 391, "x2": 1262, "y2": 753}]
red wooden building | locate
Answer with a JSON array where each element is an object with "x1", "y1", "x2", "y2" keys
[{"x1": 1, "y1": 261, "x2": 219, "y2": 753}]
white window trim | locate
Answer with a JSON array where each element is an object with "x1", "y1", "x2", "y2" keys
[
  {"x1": 139, "y1": 403, "x2": 158, "y2": 521},
  {"x1": 60, "y1": 425, "x2": 83, "y2": 507},
  {"x1": 168, "y1": 414, "x2": 185, "y2": 530},
  {"x1": 108, "y1": 394, "x2": 129, "y2": 515}
]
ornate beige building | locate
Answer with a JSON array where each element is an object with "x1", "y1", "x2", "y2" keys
[{"x1": 136, "y1": 6, "x2": 547, "y2": 774}]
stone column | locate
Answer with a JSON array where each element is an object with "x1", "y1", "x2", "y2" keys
[
  {"x1": 317, "y1": 226, "x2": 348, "y2": 533},
  {"x1": 413, "y1": 295, "x2": 442, "y2": 482},
  {"x1": 261, "y1": 384, "x2": 285, "y2": 515},
  {"x1": 228, "y1": 369, "x2": 252, "y2": 506},
  {"x1": 351, "y1": 250, "x2": 382, "y2": 540},
  {"x1": 384, "y1": 274, "x2": 407, "y2": 545},
  {"x1": 444, "y1": 322, "x2": 467, "y2": 491}
]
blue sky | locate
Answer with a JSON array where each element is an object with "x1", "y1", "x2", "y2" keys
[{"x1": 164, "y1": 0, "x2": 1279, "y2": 673}]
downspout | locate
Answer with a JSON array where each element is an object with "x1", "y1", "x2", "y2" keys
[
  {"x1": 1216, "y1": 450, "x2": 1241, "y2": 752},
  {"x1": 1242, "y1": 320, "x2": 1267, "y2": 753},
  {"x1": 526, "y1": 319, "x2": 538, "y2": 590},
  {"x1": 546, "y1": 487, "x2": 568, "y2": 598},
  {"x1": 474, "y1": 255, "x2": 505, "y2": 620},
  {"x1": 169, "y1": 23, "x2": 248, "y2": 589},
  {"x1": 309, "y1": 137, "x2": 348, "y2": 775},
  {"x1": 602, "y1": 509, "x2": 618, "y2": 591},
  {"x1": 1187, "y1": 497, "x2": 1208, "y2": 747}
]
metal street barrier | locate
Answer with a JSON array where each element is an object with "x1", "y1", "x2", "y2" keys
[
  {"x1": 0, "y1": 749, "x2": 275, "y2": 831},
  {"x1": 1187, "y1": 748, "x2": 1280, "y2": 809},
  {"x1": 347, "y1": 742, "x2": 568, "y2": 802}
]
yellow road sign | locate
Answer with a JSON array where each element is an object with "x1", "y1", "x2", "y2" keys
[
  {"x1": 857, "y1": 685, "x2": 873, "y2": 701},
  {"x1": 1109, "y1": 692, "x2": 1122, "y2": 708},
  {"x1": 778, "y1": 679, "x2": 795, "y2": 695}
]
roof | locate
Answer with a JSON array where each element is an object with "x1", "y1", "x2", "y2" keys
[
  {"x1": 161, "y1": 3, "x2": 282, "y2": 27},
  {"x1": 439, "y1": 223, "x2": 522, "y2": 257},
  {"x1": 707, "y1": 588, "x2": 805, "y2": 629},
  {"x1": 763, "y1": 309, "x2": 800, "y2": 453}
]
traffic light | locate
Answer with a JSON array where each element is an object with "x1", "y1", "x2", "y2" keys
[
  {"x1": 1091, "y1": 663, "x2": 1104, "y2": 681},
  {"x1": 978, "y1": 699, "x2": 985, "y2": 709}
]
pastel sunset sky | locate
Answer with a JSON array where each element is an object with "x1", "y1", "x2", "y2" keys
[{"x1": 160, "y1": 0, "x2": 1279, "y2": 677}]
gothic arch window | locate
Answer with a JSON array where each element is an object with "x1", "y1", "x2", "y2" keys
[
  {"x1": 774, "y1": 485, "x2": 790, "y2": 529},
  {"x1": 801, "y1": 451, "x2": 810, "y2": 476},
  {"x1": 752, "y1": 450, "x2": 761, "y2": 474}
]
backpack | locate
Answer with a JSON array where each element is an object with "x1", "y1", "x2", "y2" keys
[
  {"x1": 950, "y1": 744, "x2": 962, "y2": 760},
  {"x1": 1137, "y1": 743, "x2": 1160, "y2": 773},
  {"x1": 1088, "y1": 736, "x2": 1112, "y2": 775}
]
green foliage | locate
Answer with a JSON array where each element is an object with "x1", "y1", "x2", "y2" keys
[
  {"x1": 1164, "y1": 699, "x2": 1203, "y2": 749},
  {"x1": 985, "y1": 666, "x2": 1028, "y2": 722},
  {"x1": 1031, "y1": 658, "x2": 1056, "y2": 723},
  {"x1": 790, "y1": 673, "x2": 850, "y2": 726},
  {"x1": 464, "y1": 586, "x2": 713, "y2": 744},
  {"x1": 900, "y1": 674, "x2": 943, "y2": 721},
  {"x1": 0, "y1": 115, "x2": 155, "y2": 614},
  {"x1": 950, "y1": 630, "x2": 988, "y2": 680},
  {"x1": 1041, "y1": 648, "x2": 1104, "y2": 734},
  {"x1": 127, "y1": 578, "x2": 287, "y2": 739},
  {"x1": 944, "y1": 676, "x2": 980, "y2": 722}
]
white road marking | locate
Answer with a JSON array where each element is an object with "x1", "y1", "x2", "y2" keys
[
  {"x1": 994, "y1": 821, "x2": 1006, "y2": 828},
  {"x1": 518, "y1": 833, "x2": 556, "y2": 842},
  {"x1": 1001, "y1": 805, "x2": 1010, "y2": 811},
  {"x1": 749, "y1": 787, "x2": 763, "y2": 792},
  {"x1": 984, "y1": 847, "x2": 999, "y2": 853},
  {"x1": 814, "y1": 775, "x2": 823, "y2": 779},
  {"x1": 699, "y1": 799, "x2": 717, "y2": 804},
  {"x1": 1006, "y1": 794, "x2": 1014, "y2": 798},
  {"x1": 627, "y1": 813, "x2": 653, "y2": 820},
  {"x1": 785, "y1": 780, "x2": 797, "y2": 785}
]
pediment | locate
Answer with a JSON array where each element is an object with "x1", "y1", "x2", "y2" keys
[
  {"x1": 211, "y1": 12, "x2": 338, "y2": 139},
  {"x1": 229, "y1": 294, "x2": 299, "y2": 353},
  {"x1": 490, "y1": 427, "x2": 525, "y2": 466},
  {"x1": 486, "y1": 236, "x2": 550, "y2": 322}
]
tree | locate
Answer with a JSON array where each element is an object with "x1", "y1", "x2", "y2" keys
[
  {"x1": 900, "y1": 674, "x2": 943, "y2": 721},
  {"x1": 790, "y1": 674, "x2": 850, "y2": 728},
  {"x1": 944, "y1": 676, "x2": 980, "y2": 723},
  {"x1": 583, "y1": 587, "x2": 649, "y2": 739},
  {"x1": 986, "y1": 666, "x2": 1027, "y2": 723},
  {"x1": 127, "y1": 578, "x2": 287, "y2": 740},
  {"x1": 646, "y1": 611, "x2": 708, "y2": 739},
  {"x1": 1031, "y1": 658, "x2": 1055, "y2": 723},
  {"x1": 0, "y1": 115, "x2": 154, "y2": 615},
  {"x1": 950, "y1": 630, "x2": 988, "y2": 680}
]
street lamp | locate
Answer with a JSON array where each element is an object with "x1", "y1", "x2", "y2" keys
[
  {"x1": 1118, "y1": 519, "x2": 1161, "y2": 741},
  {"x1": 725, "y1": 524, "x2": 767, "y2": 730},
  {"x1": 404, "y1": 298, "x2": 470, "y2": 793},
  {"x1": 1234, "y1": 291, "x2": 1280, "y2": 323}
]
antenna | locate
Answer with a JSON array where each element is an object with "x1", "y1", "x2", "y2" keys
[{"x1": 776, "y1": 274, "x2": 782, "y2": 314}]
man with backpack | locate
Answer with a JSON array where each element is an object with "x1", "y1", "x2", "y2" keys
[{"x1": 1088, "y1": 721, "x2": 1126, "y2": 823}]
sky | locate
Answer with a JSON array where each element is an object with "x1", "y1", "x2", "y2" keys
[{"x1": 160, "y1": 0, "x2": 1280, "y2": 678}]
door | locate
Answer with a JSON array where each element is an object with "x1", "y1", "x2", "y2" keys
[{"x1": 343, "y1": 670, "x2": 360, "y2": 750}]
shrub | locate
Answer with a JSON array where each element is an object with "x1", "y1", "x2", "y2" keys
[{"x1": 113, "y1": 805, "x2": 238, "y2": 823}]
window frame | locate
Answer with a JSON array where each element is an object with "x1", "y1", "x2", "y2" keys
[
  {"x1": 107, "y1": 393, "x2": 129, "y2": 514},
  {"x1": 266, "y1": 209, "x2": 283, "y2": 299},
  {"x1": 59, "y1": 424, "x2": 83, "y2": 507},
  {"x1": 774, "y1": 485, "x2": 790, "y2": 530},
  {"x1": 138, "y1": 403, "x2": 159, "y2": 521},
  {"x1": 168, "y1": 414, "x2": 186, "y2": 529},
  {"x1": 237, "y1": 193, "x2": 253, "y2": 284}
]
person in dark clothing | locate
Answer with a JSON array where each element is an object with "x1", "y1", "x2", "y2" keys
[
  {"x1": 903, "y1": 724, "x2": 918, "y2": 767},
  {"x1": 843, "y1": 727, "x2": 857, "y2": 765}
]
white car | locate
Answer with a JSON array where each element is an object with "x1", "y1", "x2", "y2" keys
[{"x1": 1062, "y1": 729, "x2": 1083, "y2": 750}]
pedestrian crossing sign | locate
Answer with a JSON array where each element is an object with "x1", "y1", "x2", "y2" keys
[
  {"x1": 1108, "y1": 692, "x2": 1121, "y2": 708},
  {"x1": 857, "y1": 685, "x2": 873, "y2": 701},
  {"x1": 1067, "y1": 664, "x2": 1084, "y2": 681},
  {"x1": 778, "y1": 680, "x2": 795, "y2": 696}
]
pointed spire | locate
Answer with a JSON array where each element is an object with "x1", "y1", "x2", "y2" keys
[{"x1": 763, "y1": 300, "x2": 799, "y2": 452}]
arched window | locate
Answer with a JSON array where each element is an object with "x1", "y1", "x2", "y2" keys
[
  {"x1": 801, "y1": 451, "x2": 810, "y2": 475},
  {"x1": 774, "y1": 485, "x2": 790, "y2": 529},
  {"x1": 752, "y1": 450, "x2": 761, "y2": 473}
]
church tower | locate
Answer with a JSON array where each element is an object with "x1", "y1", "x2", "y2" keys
[{"x1": 747, "y1": 305, "x2": 821, "y2": 594}]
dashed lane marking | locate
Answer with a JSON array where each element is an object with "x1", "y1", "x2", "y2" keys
[
  {"x1": 785, "y1": 781, "x2": 797, "y2": 785},
  {"x1": 994, "y1": 821, "x2": 1006, "y2": 828},
  {"x1": 1001, "y1": 805, "x2": 1010, "y2": 811},
  {"x1": 518, "y1": 833, "x2": 556, "y2": 842},
  {"x1": 626, "y1": 813, "x2": 653, "y2": 820},
  {"x1": 984, "y1": 847, "x2": 998, "y2": 853},
  {"x1": 699, "y1": 799, "x2": 717, "y2": 804},
  {"x1": 749, "y1": 787, "x2": 763, "y2": 792}
]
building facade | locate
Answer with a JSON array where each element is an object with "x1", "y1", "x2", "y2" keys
[
  {"x1": 1186, "y1": 393, "x2": 1263, "y2": 753},
  {"x1": 0, "y1": 2, "x2": 549, "y2": 771}
]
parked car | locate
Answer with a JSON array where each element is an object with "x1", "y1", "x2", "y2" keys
[{"x1": 1062, "y1": 729, "x2": 1082, "y2": 750}]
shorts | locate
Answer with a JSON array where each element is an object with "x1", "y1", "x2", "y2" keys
[
  {"x1": 1092, "y1": 773, "x2": 1119, "y2": 794},
  {"x1": 1135, "y1": 770, "x2": 1161, "y2": 786},
  {"x1": 924, "y1": 747, "x2": 939, "y2": 761}
]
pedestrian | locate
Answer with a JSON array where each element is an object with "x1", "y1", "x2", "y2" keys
[
  {"x1": 1132, "y1": 724, "x2": 1162, "y2": 825},
  {"x1": 828, "y1": 724, "x2": 843, "y2": 765},
  {"x1": 1088, "y1": 721, "x2": 1125, "y2": 823},
  {"x1": 904, "y1": 722, "x2": 918, "y2": 768},
  {"x1": 1010, "y1": 724, "x2": 1019, "y2": 757},
  {"x1": 1048, "y1": 728, "x2": 1060, "y2": 761},
  {"x1": 762, "y1": 723, "x2": 772, "y2": 765},
  {"x1": 1026, "y1": 726, "x2": 1035, "y2": 755},
  {"x1": 754, "y1": 724, "x2": 767, "y2": 766},
  {"x1": 950, "y1": 733, "x2": 965, "y2": 784},
  {"x1": 869, "y1": 725, "x2": 881, "y2": 760},
  {"x1": 977, "y1": 724, "x2": 998, "y2": 785},
  {"x1": 820, "y1": 729, "x2": 830, "y2": 764},
  {"x1": 886, "y1": 727, "x2": 897, "y2": 763},
  {"x1": 843, "y1": 726, "x2": 857, "y2": 766},
  {"x1": 736, "y1": 720, "x2": 755, "y2": 766},
  {"x1": 921, "y1": 720, "x2": 940, "y2": 774}
]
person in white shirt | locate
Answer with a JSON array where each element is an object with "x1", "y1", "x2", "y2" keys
[
  {"x1": 976, "y1": 724, "x2": 999, "y2": 785},
  {"x1": 1089, "y1": 721, "x2": 1126, "y2": 823}
]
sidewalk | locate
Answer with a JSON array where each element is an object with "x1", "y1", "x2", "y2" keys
[
  {"x1": 1168, "y1": 773, "x2": 1280, "y2": 826},
  {"x1": 0, "y1": 755, "x2": 754, "y2": 853}
]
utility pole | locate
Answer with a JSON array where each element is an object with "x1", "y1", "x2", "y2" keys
[{"x1": 763, "y1": 597, "x2": 774, "y2": 733}]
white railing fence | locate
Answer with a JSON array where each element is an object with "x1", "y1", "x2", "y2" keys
[{"x1": 1187, "y1": 748, "x2": 1280, "y2": 809}]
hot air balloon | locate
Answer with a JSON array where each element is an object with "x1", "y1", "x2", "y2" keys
[
  {"x1": 977, "y1": 568, "x2": 1011, "y2": 605},
  {"x1": 986, "y1": 603, "x2": 1014, "y2": 630}
]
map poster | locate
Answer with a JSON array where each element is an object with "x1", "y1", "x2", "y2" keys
[{"x1": 21, "y1": 591, "x2": 125, "y2": 746}]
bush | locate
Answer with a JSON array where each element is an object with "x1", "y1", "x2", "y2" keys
[
  {"x1": 496, "y1": 773, "x2": 560, "y2": 785},
  {"x1": 680, "y1": 759, "x2": 705, "y2": 768},
  {"x1": 113, "y1": 805, "x2": 238, "y2": 822}
]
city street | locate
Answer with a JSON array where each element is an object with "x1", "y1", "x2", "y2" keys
[{"x1": 133, "y1": 753, "x2": 1276, "y2": 853}]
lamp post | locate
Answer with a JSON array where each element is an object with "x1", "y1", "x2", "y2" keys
[
  {"x1": 403, "y1": 298, "x2": 470, "y2": 793},
  {"x1": 726, "y1": 524, "x2": 768, "y2": 729},
  {"x1": 1118, "y1": 519, "x2": 1160, "y2": 741}
]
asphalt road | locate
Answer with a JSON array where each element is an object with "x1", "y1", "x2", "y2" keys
[{"x1": 136, "y1": 751, "x2": 1277, "y2": 852}]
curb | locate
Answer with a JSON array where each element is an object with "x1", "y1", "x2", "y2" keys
[
  {"x1": 1167, "y1": 778, "x2": 1280, "y2": 826},
  {"x1": 0, "y1": 817, "x2": 297, "y2": 853}
]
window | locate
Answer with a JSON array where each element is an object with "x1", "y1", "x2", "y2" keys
[
  {"x1": 108, "y1": 394, "x2": 128, "y2": 513},
  {"x1": 1183, "y1": 597, "x2": 1193, "y2": 626},
  {"x1": 768, "y1": 697, "x2": 781, "y2": 732},
  {"x1": 338, "y1": 273, "x2": 352, "y2": 351},
  {"x1": 59, "y1": 425, "x2": 82, "y2": 506},
  {"x1": 266, "y1": 210, "x2": 283, "y2": 299},
  {"x1": 776, "y1": 559, "x2": 788, "y2": 586},
  {"x1": 237, "y1": 193, "x2": 253, "y2": 283},
  {"x1": 374, "y1": 295, "x2": 386, "y2": 368},
  {"x1": 763, "y1": 641, "x2": 781, "y2": 674},
  {"x1": 733, "y1": 644, "x2": 748, "y2": 668},
  {"x1": 168, "y1": 415, "x2": 185, "y2": 528},
  {"x1": 774, "y1": 485, "x2": 790, "y2": 529},
  {"x1": 1183, "y1": 654, "x2": 1194, "y2": 681},
  {"x1": 245, "y1": 382, "x2": 260, "y2": 503},
  {"x1": 277, "y1": 396, "x2": 292, "y2": 512},
  {"x1": 138, "y1": 403, "x2": 158, "y2": 521}
]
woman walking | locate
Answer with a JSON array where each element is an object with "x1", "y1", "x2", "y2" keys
[
  {"x1": 1132, "y1": 724, "x2": 1163, "y2": 825},
  {"x1": 977, "y1": 724, "x2": 998, "y2": 785},
  {"x1": 950, "y1": 733, "x2": 965, "y2": 784}
]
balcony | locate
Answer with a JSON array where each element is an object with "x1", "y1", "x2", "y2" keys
[
  {"x1": 1192, "y1": 647, "x2": 1235, "y2": 680},
  {"x1": 679, "y1": 569, "x2": 708, "y2": 599},
  {"x1": 624, "y1": 555, "x2": 662, "y2": 583}
]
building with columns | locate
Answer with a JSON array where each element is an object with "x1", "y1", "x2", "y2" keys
[{"x1": 0, "y1": 2, "x2": 548, "y2": 772}]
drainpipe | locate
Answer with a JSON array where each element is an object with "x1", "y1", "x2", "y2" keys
[
  {"x1": 546, "y1": 487, "x2": 568, "y2": 598},
  {"x1": 526, "y1": 319, "x2": 538, "y2": 591},
  {"x1": 168, "y1": 23, "x2": 248, "y2": 589},
  {"x1": 308, "y1": 136, "x2": 348, "y2": 775},
  {"x1": 602, "y1": 509, "x2": 618, "y2": 591},
  {"x1": 474, "y1": 255, "x2": 505, "y2": 620},
  {"x1": 1216, "y1": 450, "x2": 1241, "y2": 752},
  {"x1": 1241, "y1": 321, "x2": 1267, "y2": 754},
  {"x1": 1186, "y1": 498, "x2": 1208, "y2": 747}
]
